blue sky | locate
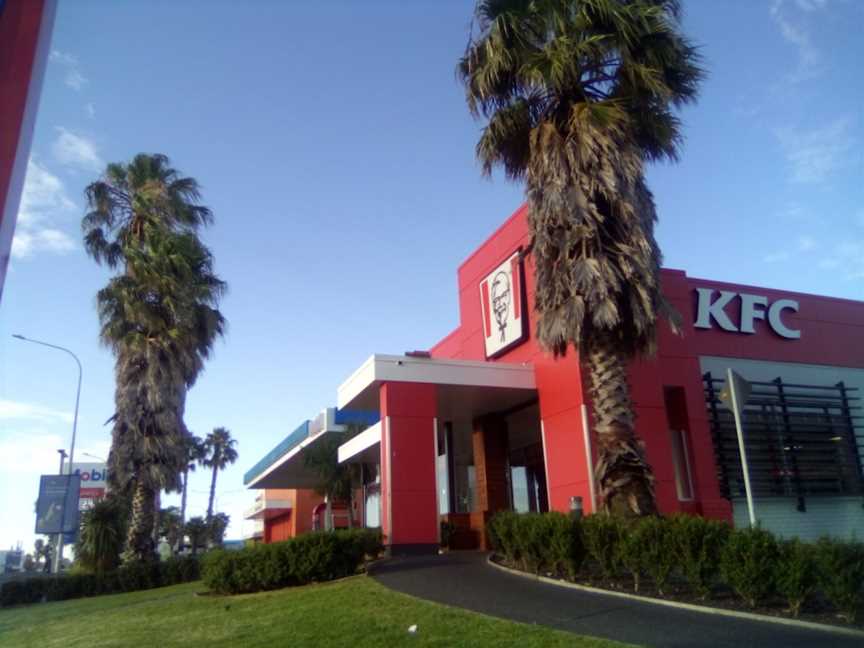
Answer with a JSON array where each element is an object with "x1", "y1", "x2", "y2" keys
[{"x1": 1, "y1": 0, "x2": 862, "y2": 551}]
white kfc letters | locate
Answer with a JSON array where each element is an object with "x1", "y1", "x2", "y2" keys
[{"x1": 694, "y1": 288, "x2": 801, "y2": 339}]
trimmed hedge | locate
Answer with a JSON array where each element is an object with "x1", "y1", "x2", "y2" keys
[
  {"x1": 201, "y1": 529, "x2": 382, "y2": 595},
  {"x1": 720, "y1": 526, "x2": 779, "y2": 608},
  {"x1": 487, "y1": 511, "x2": 864, "y2": 623},
  {"x1": 0, "y1": 555, "x2": 200, "y2": 608},
  {"x1": 486, "y1": 511, "x2": 584, "y2": 578}
]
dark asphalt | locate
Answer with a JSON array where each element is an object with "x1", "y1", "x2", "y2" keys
[{"x1": 370, "y1": 552, "x2": 860, "y2": 648}]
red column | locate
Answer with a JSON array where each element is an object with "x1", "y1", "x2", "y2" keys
[
  {"x1": 535, "y1": 353, "x2": 596, "y2": 514},
  {"x1": 0, "y1": 0, "x2": 57, "y2": 300},
  {"x1": 379, "y1": 381, "x2": 438, "y2": 555}
]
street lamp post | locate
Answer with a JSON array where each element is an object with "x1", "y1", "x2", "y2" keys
[
  {"x1": 57, "y1": 449, "x2": 68, "y2": 474},
  {"x1": 13, "y1": 334, "x2": 82, "y2": 574}
]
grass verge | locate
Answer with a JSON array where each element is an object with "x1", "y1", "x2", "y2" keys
[{"x1": 0, "y1": 575, "x2": 629, "y2": 647}]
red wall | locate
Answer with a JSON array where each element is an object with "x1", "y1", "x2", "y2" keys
[
  {"x1": 265, "y1": 512, "x2": 293, "y2": 543},
  {"x1": 379, "y1": 381, "x2": 438, "y2": 549},
  {"x1": 429, "y1": 204, "x2": 864, "y2": 520},
  {"x1": 0, "y1": 0, "x2": 56, "y2": 300}
]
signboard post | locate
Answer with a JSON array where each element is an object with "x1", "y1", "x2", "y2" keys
[{"x1": 719, "y1": 369, "x2": 756, "y2": 527}]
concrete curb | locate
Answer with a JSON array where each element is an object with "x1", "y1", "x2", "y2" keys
[{"x1": 486, "y1": 554, "x2": 864, "y2": 639}]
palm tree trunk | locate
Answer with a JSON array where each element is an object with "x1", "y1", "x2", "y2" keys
[
  {"x1": 587, "y1": 336, "x2": 657, "y2": 517},
  {"x1": 123, "y1": 480, "x2": 156, "y2": 563},
  {"x1": 207, "y1": 463, "x2": 218, "y2": 522}
]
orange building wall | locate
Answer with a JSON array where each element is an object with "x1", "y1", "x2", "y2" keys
[{"x1": 262, "y1": 488, "x2": 325, "y2": 543}]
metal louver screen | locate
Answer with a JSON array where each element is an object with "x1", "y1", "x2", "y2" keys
[{"x1": 704, "y1": 373, "x2": 864, "y2": 511}]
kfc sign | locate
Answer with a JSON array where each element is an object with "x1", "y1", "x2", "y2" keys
[
  {"x1": 694, "y1": 288, "x2": 800, "y2": 339},
  {"x1": 480, "y1": 250, "x2": 527, "y2": 357}
]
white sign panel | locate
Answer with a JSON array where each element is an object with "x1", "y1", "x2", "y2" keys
[
  {"x1": 479, "y1": 250, "x2": 527, "y2": 357},
  {"x1": 70, "y1": 463, "x2": 108, "y2": 488},
  {"x1": 694, "y1": 288, "x2": 800, "y2": 339}
]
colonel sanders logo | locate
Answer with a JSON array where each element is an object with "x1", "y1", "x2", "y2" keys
[
  {"x1": 490, "y1": 271, "x2": 511, "y2": 342},
  {"x1": 480, "y1": 251, "x2": 527, "y2": 358}
]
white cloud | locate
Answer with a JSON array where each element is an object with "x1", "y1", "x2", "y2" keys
[
  {"x1": 764, "y1": 251, "x2": 792, "y2": 263},
  {"x1": 0, "y1": 431, "x2": 64, "y2": 474},
  {"x1": 52, "y1": 127, "x2": 103, "y2": 171},
  {"x1": 818, "y1": 239, "x2": 864, "y2": 279},
  {"x1": 11, "y1": 228, "x2": 75, "y2": 259},
  {"x1": 794, "y1": 0, "x2": 827, "y2": 12},
  {"x1": 50, "y1": 49, "x2": 88, "y2": 92},
  {"x1": 774, "y1": 117, "x2": 853, "y2": 184},
  {"x1": 0, "y1": 399, "x2": 73, "y2": 424},
  {"x1": 85, "y1": 102, "x2": 96, "y2": 119},
  {"x1": 12, "y1": 159, "x2": 78, "y2": 259},
  {"x1": 770, "y1": 0, "x2": 826, "y2": 83},
  {"x1": 17, "y1": 159, "x2": 75, "y2": 226},
  {"x1": 797, "y1": 235, "x2": 816, "y2": 251}
]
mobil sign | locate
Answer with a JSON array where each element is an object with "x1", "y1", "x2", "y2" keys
[{"x1": 70, "y1": 463, "x2": 108, "y2": 499}]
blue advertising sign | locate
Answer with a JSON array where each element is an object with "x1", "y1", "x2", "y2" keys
[{"x1": 35, "y1": 474, "x2": 80, "y2": 534}]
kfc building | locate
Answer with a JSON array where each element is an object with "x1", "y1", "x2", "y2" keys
[{"x1": 246, "y1": 204, "x2": 864, "y2": 554}]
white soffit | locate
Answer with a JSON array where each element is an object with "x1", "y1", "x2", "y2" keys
[
  {"x1": 337, "y1": 354, "x2": 536, "y2": 411},
  {"x1": 337, "y1": 421, "x2": 381, "y2": 464}
]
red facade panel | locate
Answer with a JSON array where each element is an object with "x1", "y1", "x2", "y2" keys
[
  {"x1": 379, "y1": 382, "x2": 438, "y2": 549},
  {"x1": 0, "y1": 0, "x2": 56, "y2": 299},
  {"x1": 424, "y1": 203, "x2": 862, "y2": 522}
]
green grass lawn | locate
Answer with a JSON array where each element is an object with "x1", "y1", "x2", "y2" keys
[{"x1": 0, "y1": 575, "x2": 629, "y2": 647}]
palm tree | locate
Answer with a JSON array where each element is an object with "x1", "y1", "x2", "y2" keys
[
  {"x1": 459, "y1": 0, "x2": 703, "y2": 516},
  {"x1": 184, "y1": 516, "x2": 208, "y2": 555},
  {"x1": 302, "y1": 424, "x2": 364, "y2": 529},
  {"x1": 83, "y1": 154, "x2": 226, "y2": 561},
  {"x1": 180, "y1": 433, "x2": 206, "y2": 529},
  {"x1": 202, "y1": 427, "x2": 238, "y2": 521},
  {"x1": 75, "y1": 497, "x2": 126, "y2": 573},
  {"x1": 158, "y1": 506, "x2": 183, "y2": 556}
]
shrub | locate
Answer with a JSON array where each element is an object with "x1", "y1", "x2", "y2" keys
[
  {"x1": 487, "y1": 512, "x2": 584, "y2": 578},
  {"x1": 487, "y1": 511, "x2": 521, "y2": 565},
  {"x1": 201, "y1": 529, "x2": 380, "y2": 595},
  {"x1": 720, "y1": 526, "x2": 778, "y2": 608},
  {"x1": 670, "y1": 514, "x2": 730, "y2": 599},
  {"x1": 515, "y1": 513, "x2": 545, "y2": 573},
  {"x1": 0, "y1": 556, "x2": 201, "y2": 608},
  {"x1": 774, "y1": 539, "x2": 818, "y2": 617},
  {"x1": 543, "y1": 512, "x2": 585, "y2": 579},
  {"x1": 116, "y1": 560, "x2": 161, "y2": 593},
  {"x1": 815, "y1": 537, "x2": 864, "y2": 623},
  {"x1": 581, "y1": 514, "x2": 623, "y2": 581},
  {"x1": 616, "y1": 521, "x2": 644, "y2": 592},
  {"x1": 616, "y1": 517, "x2": 677, "y2": 594},
  {"x1": 638, "y1": 517, "x2": 678, "y2": 595},
  {"x1": 161, "y1": 555, "x2": 201, "y2": 586}
]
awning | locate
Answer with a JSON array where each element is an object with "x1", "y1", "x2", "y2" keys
[
  {"x1": 337, "y1": 354, "x2": 537, "y2": 419},
  {"x1": 244, "y1": 407, "x2": 378, "y2": 489},
  {"x1": 244, "y1": 495, "x2": 292, "y2": 520},
  {"x1": 337, "y1": 421, "x2": 381, "y2": 464}
]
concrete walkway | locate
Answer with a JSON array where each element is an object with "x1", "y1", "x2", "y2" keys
[{"x1": 370, "y1": 552, "x2": 860, "y2": 648}]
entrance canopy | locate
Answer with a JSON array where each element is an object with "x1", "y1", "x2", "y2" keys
[
  {"x1": 338, "y1": 421, "x2": 381, "y2": 464},
  {"x1": 337, "y1": 354, "x2": 537, "y2": 420},
  {"x1": 244, "y1": 407, "x2": 378, "y2": 489}
]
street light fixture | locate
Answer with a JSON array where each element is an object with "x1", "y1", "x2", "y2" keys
[{"x1": 13, "y1": 334, "x2": 82, "y2": 574}]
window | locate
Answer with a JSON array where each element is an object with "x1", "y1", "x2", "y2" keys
[
  {"x1": 669, "y1": 428, "x2": 695, "y2": 501},
  {"x1": 664, "y1": 387, "x2": 696, "y2": 502}
]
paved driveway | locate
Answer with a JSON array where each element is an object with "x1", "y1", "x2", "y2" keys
[{"x1": 370, "y1": 552, "x2": 860, "y2": 648}]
